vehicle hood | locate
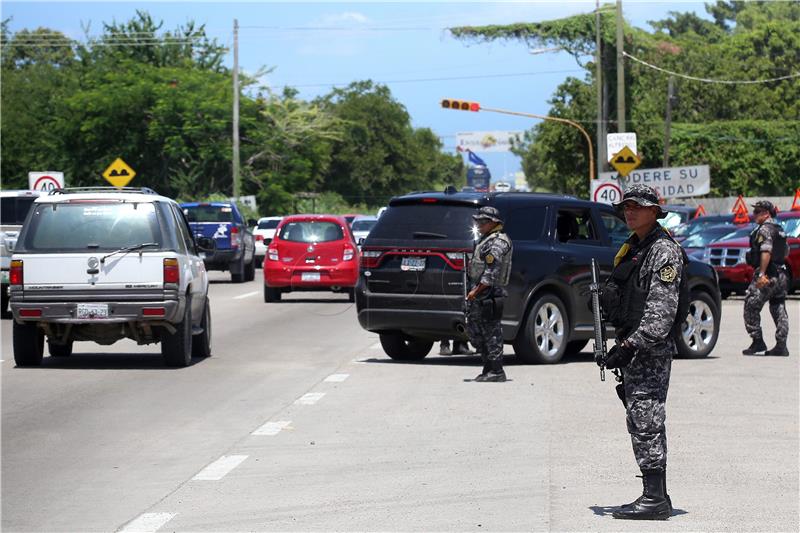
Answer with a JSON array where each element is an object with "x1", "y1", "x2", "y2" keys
[{"x1": 708, "y1": 237, "x2": 748, "y2": 248}]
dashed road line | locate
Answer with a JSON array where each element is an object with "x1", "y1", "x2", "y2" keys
[
  {"x1": 233, "y1": 290, "x2": 260, "y2": 300},
  {"x1": 119, "y1": 512, "x2": 176, "y2": 533},
  {"x1": 192, "y1": 455, "x2": 248, "y2": 481},
  {"x1": 324, "y1": 373, "x2": 350, "y2": 382},
  {"x1": 294, "y1": 392, "x2": 326, "y2": 405},
  {"x1": 252, "y1": 420, "x2": 292, "y2": 436}
]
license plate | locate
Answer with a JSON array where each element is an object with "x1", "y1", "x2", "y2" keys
[
  {"x1": 76, "y1": 303, "x2": 109, "y2": 319},
  {"x1": 301, "y1": 272, "x2": 321, "y2": 282},
  {"x1": 401, "y1": 257, "x2": 426, "y2": 272}
]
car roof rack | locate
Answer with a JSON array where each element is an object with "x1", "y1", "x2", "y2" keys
[{"x1": 49, "y1": 187, "x2": 159, "y2": 196}]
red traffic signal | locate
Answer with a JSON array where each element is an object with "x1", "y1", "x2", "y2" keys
[{"x1": 441, "y1": 99, "x2": 480, "y2": 112}]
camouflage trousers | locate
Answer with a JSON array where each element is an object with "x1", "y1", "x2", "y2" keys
[
  {"x1": 744, "y1": 270, "x2": 789, "y2": 342},
  {"x1": 466, "y1": 299, "x2": 503, "y2": 362},
  {"x1": 622, "y1": 345, "x2": 673, "y2": 472}
]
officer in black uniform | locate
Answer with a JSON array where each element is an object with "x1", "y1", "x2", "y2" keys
[{"x1": 742, "y1": 200, "x2": 789, "y2": 356}]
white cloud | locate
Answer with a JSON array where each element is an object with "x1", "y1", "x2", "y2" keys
[{"x1": 314, "y1": 11, "x2": 370, "y2": 26}]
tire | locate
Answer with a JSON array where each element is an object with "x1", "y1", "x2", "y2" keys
[
  {"x1": 264, "y1": 284, "x2": 281, "y2": 302},
  {"x1": 379, "y1": 332, "x2": 433, "y2": 361},
  {"x1": 514, "y1": 293, "x2": 569, "y2": 364},
  {"x1": 244, "y1": 255, "x2": 256, "y2": 282},
  {"x1": 48, "y1": 340, "x2": 73, "y2": 357},
  {"x1": 720, "y1": 289, "x2": 732, "y2": 300},
  {"x1": 564, "y1": 339, "x2": 589, "y2": 356},
  {"x1": 192, "y1": 297, "x2": 212, "y2": 358},
  {"x1": 1, "y1": 287, "x2": 10, "y2": 319},
  {"x1": 674, "y1": 291, "x2": 719, "y2": 359},
  {"x1": 231, "y1": 256, "x2": 245, "y2": 283},
  {"x1": 13, "y1": 321, "x2": 44, "y2": 367},
  {"x1": 347, "y1": 288, "x2": 355, "y2": 303},
  {"x1": 162, "y1": 298, "x2": 192, "y2": 367}
]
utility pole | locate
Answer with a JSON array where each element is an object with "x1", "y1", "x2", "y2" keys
[
  {"x1": 595, "y1": 0, "x2": 605, "y2": 173},
  {"x1": 663, "y1": 75, "x2": 675, "y2": 167},
  {"x1": 615, "y1": 0, "x2": 626, "y2": 133},
  {"x1": 232, "y1": 18, "x2": 241, "y2": 199}
]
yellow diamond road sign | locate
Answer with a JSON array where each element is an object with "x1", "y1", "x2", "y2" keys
[
  {"x1": 609, "y1": 145, "x2": 641, "y2": 177},
  {"x1": 102, "y1": 158, "x2": 136, "y2": 187}
]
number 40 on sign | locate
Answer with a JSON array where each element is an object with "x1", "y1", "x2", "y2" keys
[{"x1": 591, "y1": 180, "x2": 622, "y2": 205}]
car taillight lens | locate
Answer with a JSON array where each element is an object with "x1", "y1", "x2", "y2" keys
[
  {"x1": 360, "y1": 250, "x2": 383, "y2": 268},
  {"x1": 445, "y1": 252, "x2": 466, "y2": 270},
  {"x1": 343, "y1": 247, "x2": 355, "y2": 261},
  {"x1": 255, "y1": 234, "x2": 264, "y2": 242},
  {"x1": 268, "y1": 248, "x2": 279, "y2": 261},
  {"x1": 163, "y1": 258, "x2": 180, "y2": 284},
  {"x1": 231, "y1": 226, "x2": 240, "y2": 248},
  {"x1": 9, "y1": 260, "x2": 23, "y2": 285}
]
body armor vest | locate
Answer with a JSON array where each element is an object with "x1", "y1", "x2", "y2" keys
[
  {"x1": 747, "y1": 222, "x2": 787, "y2": 275},
  {"x1": 468, "y1": 231, "x2": 513, "y2": 287}
]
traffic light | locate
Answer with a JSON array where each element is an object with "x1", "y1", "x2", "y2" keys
[{"x1": 441, "y1": 99, "x2": 480, "y2": 112}]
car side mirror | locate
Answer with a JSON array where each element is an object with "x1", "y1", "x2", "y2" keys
[{"x1": 195, "y1": 236, "x2": 216, "y2": 252}]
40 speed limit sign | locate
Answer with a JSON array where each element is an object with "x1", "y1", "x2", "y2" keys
[{"x1": 591, "y1": 179, "x2": 622, "y2": 205}]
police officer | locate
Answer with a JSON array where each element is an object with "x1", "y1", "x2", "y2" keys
[
  {"x1": 742, "y1": 201, "x2": 790, "y2": 356},
  {"x1": 600, "y1": 184, "x2": 686, "y2": 520},
  {"x1": 466, "y1": 206, "x2": 512, "y2": 382}
]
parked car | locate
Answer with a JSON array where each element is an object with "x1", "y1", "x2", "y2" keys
[
  {"x1": 356, "y1": 189, "x2": 722, "y2": 364},
  {"x1": 659, "y1": 204, "x2": 701, "y2": 231},
  {"x1": 1, "y1": 189, "x2": 41, "y2": 318},
  {"x1": 263, "y1": 215, "x2": 360, "y2": 302},
  {"x1": 351, "y1": 215, "x2": 378, "y2": 244},
  {"x1": 253, "y1": 216, "x2": 282, "y2": 265},
  {"x1": 9, "y1": 187, "x2": 214, "y2": 367},
  {"x1": 705, "y1": 211, "x2": 800, "y2": 297},
  {"x1": 681, "y1": 223, "x2": 754, "y2": 260},
  {"x1": 671, "y1": 214, "x2": 749, "y2": 243},
  {"x1": 341, "y1": 214, "x2": 360, "y2": 226},
  {"x1": 180, "y1": 201, "x2": 256, "y2": 283}
]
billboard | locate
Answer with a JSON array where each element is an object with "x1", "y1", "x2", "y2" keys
[{"x1": 456, "y1": 131, "x2": 523, "y2": 153}]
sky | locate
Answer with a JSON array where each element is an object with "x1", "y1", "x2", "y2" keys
[{"x1": 2, "y1": 0, "x2": 710, "y2": 183}]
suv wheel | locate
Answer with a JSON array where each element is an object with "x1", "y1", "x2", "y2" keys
[
  {"x1": 13, "y1": 321, "x2": 44, "y2": 366},
  {"x1": 245, "y1": 256, "x2": 256, "y2": 282},
  {"x1": 675, "y1": 291, "x2": 719, "y2": 358},
  {"x1": 48, "y1": 340, "x2": 74, "y2": 357},
  {"x1": 1, "y1": 288, "x2": 10, "y2": 319},
  {"x1": 162, "y1": 298, "x2": 192, "y2": 367},
  {"x1": 514, "y1": 294, "x2": 569, "y2": 364},
  {"x1": 264, "y1": 284, "x2": 282, "y2": 302},
  {"x1": 379, "y1": 332, "x2": 433, "y2": 361},
  {"x1": 192, "y1": 297, "x2": 212, "y2": 358},
  {"x1": 231, "y1": 257, "x2": 245, "y2": 283},
  {"x1": 347, "y1": 288, "x2": 356, "y2": 303}
]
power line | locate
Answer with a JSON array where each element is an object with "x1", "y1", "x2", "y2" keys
[{"x1": 624, "y1": 51, "x2": 800, "y2": 84}]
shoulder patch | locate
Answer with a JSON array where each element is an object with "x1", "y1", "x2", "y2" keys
[
  {"x1": 757, "y1": 234, "x2": 764, "y2": 243},
  {"x1": 485, "y1": 254, "x2": 494, "y2": 264},
  {"x1": 659, "y1": 265, "x2": 677, "y2": 283}
]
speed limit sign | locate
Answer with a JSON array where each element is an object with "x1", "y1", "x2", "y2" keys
[
  {"x1": 28, "y1": 171, "x2": 65, "y2": 192},
  {"x1": 591, "y1": 180, "x2": 622, "y2": 205}
]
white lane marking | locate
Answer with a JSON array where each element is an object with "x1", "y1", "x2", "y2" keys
[
  {"x1": 294, "y1": 392, "x2": 326, "y2": 405},
  {"x1": 252, "y1": 420, "x2": 291, "y2": 436},
  {"x1": 119, "y1": 512, "x2": 176, "y2": 533},
  {"x1": 192, "y1": 455, "x2": 248, "y2": 481},
  {"x1": 233, "y1": 290, "x2": 259, "y2": 300},
  {"x1": 324, "y1": 373, "x2": 349, "y2": 382},
  {"x1": 369, "y1": 342, "x2": 382, "y2": 350}
]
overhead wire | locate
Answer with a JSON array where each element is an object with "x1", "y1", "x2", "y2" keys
[{"x1": 623, "y1": 51, "x2": 800, "y2": 84}]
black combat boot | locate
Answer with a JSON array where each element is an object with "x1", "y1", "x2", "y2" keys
[
  {"x1": 765, "y1": 340, "x2": 789, "y2": 356},
  {"x1": 474, "y1": 359, "x2": 491, "y2": 380},
  {"x1": 742, "y1": 336, "x2": 767, "y2": 355},
  {"x1": 477, "y1": 359, "x2": 506, "y2": 382},
  {"x1": 612, "y1": 470, "x2": 670, "y2": 520},
  {"x1": 619, "y1": 469, "x2": 671, "y2": 512}
]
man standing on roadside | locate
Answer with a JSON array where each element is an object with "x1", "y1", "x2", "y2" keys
[
  {"x1": 742, "y1": 200, "x2": 789, "y2": 356},
  {"x1": 465, "y1": 206, "x2": 512, "y2": 382}
]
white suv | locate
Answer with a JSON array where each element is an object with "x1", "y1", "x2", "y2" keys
[
  {"x1": 9, "y1": 187, "x2": 213, "y2": 367},
  {"x1": 2, "y1": 190, "x2": 42, "y2": 318}
]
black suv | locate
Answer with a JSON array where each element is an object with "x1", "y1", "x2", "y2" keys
[{"x1": 355, "y1": 190, "x2": 721, "y2": 364}]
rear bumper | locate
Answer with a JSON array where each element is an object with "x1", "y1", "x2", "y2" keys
[{"x1": 264, "y1": 261, "x2": 358, "y2": 289}]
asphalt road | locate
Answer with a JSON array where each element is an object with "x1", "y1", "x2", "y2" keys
[{"x1": 2, "y1": 275, "x2": 798, "y2": 532}]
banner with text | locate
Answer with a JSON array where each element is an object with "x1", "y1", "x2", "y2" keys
[
  {"x1": 599, "y1": 164, "x2": 710, "y2": 199},
  {"x1": 456, "y1": 131, "x2": 523, "y2": 153}
]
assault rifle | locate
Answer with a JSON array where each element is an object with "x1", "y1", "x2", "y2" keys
[{"x1": 590, "y1": 258, "x2": 607, "y2": 381}]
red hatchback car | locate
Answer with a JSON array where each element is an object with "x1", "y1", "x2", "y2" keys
[{"x1": 263, "y1": 215, "x2": 359, "y2": 302}]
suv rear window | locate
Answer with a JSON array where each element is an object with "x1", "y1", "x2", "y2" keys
[
  {"x1": 23, "y1": 202, "x2": 163, "y2": 251},
  {"x1": 351, "y1": 219, "x2": 377, "y2": 232},
  {"x1": 257, "y1": 219, "x2": 281, "y2": 230},
  {"x1": 1, "y1": 197, "x2": 37, "y2": 225},
  {"x1": 279, "y1": 221, "x2": 344, "y2": 243},
  {"x1": 368, "y1": 203, "x2": 476, "y2": 241},
  {"x1": 183, "y1": 205, "x2": 233, "y2": 223}
]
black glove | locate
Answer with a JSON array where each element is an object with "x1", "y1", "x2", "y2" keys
[{"x1": 605, "y1": 342, "x2": 635, "y2": 369}]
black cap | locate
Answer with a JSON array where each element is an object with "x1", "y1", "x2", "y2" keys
[{"x1": 751, "y1": 200, "x2": 777, "y2": 216}]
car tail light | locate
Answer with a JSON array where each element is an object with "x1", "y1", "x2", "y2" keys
[
  {"x1": 9, "y1": 260, "x2": 23, "y2": 285},
  {"x1": 142, "y1": 307, "x2": 166, "y2": 317},
  {"x1": 255, "y1": 234, "x2": 264, "y2": 242},
  {"x1": 268, "y1": 248, "x2": 279, "y2": 261},
  {"x1": 343, "y1": 247, "x2": 355, "y2": 261},
  {"x1": 19, "y1": 308, "x2": 42, "y2": 318},
  {"x1": 231, "y1": 226, "x2": 240, "y2": 248},
  {"x1": 360, "y1": 250, "x2": 383, "y2": 268},
  {"x1": 163, "y1": 258, "x2": 180, "y2": 284},
  {"x1": 445, "y1": 252, "x2": 466, "y2": 270}
]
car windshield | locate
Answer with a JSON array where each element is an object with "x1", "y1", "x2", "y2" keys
[
  {"x1": 351, "y1": 219, "x2": 377, "y2": 232},
  {"x1": 781, "y1": 218, "x2": 800, "y2": 238},
  {"x1": 257, "y1": 219, "x2": 281, "y2": 230},
  {"x1": 24, "y1": 202, "x2": 163, "y2": 251},
  {"x1": 659, "y1": 211, "x2": 685, "y2": 229},
  {"x1": 368, "y1": 203, "x2": 476, "y2": 242},
  {"x1": 1, "y1": 196, "x2": 37, "y2": 225},
  {"x1": 279, "y1": 221, "x2": 344, "y2": 243},
  {"x1": 183, "y1": 205, "x2": 234, "y2": 223},
  {"x1": 720, "y1": 226, "x2": 754, "y2": 240}
]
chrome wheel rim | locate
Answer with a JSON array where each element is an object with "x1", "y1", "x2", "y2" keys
[
  {"x1": 682, "y1": 299, "x2": 715, "y2": 353},
  {"x1": 534, "y1": 302, "x2": 564, "y2": 357}
]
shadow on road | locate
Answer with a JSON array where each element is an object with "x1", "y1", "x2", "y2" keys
[
  {"x1": 274, "y1": 298, "x2": 353, "y2": 304},
  {"x1": 589, "y1": 505, "x2": 688, "y2": 518},
  {"x1": 360, "y1": 352, "x2": 598, "y2": 367},
  {"x1": 18, "y1": 353, "x2": 210, "y2": 370}
]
